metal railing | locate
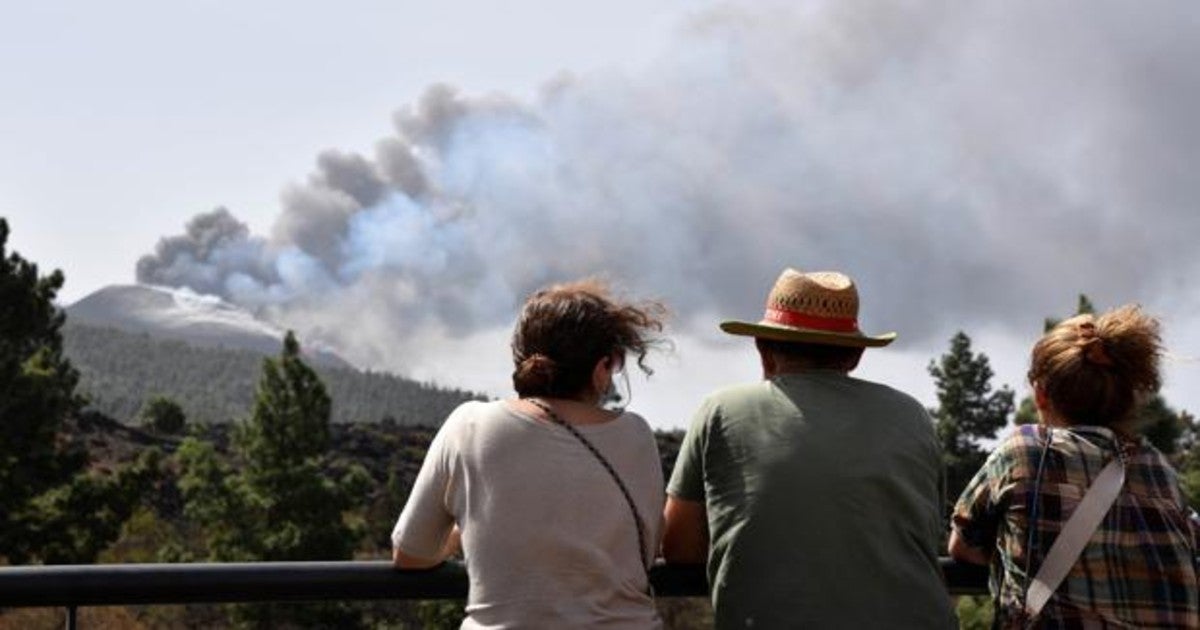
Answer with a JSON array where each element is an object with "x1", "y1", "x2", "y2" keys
[{"x1": 0, "y1": 559, "x2": 988, "y2": 629}]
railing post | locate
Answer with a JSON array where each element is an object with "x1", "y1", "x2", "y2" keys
[{"x1": 65, "y1": 605, "x2": 77, "y2": 630}]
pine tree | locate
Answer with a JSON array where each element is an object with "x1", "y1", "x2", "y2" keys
[
  {"x1": 929, "y1": 331, "x2": 1015, "y2": 511},
  {"x1": 1013, "y1": 396, "x2": 1039, "y2": 426},
  {"x1": 1041, "y1": 294, "x2": 1095, "y2": 334},
  {"x1": 139, "y1": 395, "x2": 187, "y2": 434},
  {"x1": 1176, "y1": 412, "x2": 1200, "y2": 509},
  {"x1": 178, "y1": 331, "x2": 368, "y2": 627},
  {"x1": 1, "y1": 217, "x2": 159, "y2": 563},
  {"x1": 0, "y1": 219, "x2": 85, "y2": 560}
]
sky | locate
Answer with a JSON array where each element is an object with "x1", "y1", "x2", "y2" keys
[{"x1": 3, "y1": 1, "x2": 1199, "y2": 429}]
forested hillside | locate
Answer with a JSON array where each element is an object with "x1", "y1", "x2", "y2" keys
[
  {"x1": 0, "y1": 409, "x2": 693, "y2": 630},
  {"x1": 63, "y1": 322, "x2": 485, "y2": 425}
]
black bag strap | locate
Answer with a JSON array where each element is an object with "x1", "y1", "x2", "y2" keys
[{"x1": 526, "y1": 398, "x2": 651, "y2": 575}]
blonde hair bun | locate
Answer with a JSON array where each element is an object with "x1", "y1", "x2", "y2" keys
[{"x1": 1029, "y1": 304, "x2": 1162, "y2": 427}]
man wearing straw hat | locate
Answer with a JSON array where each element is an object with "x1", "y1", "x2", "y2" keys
[{"x1": 662, "y1": 269, "x2": 955, "y2": 629}]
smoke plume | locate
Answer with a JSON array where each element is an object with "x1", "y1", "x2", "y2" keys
[{"x1": 137, "y1": 1, "x2": 1200, "y2": 373}]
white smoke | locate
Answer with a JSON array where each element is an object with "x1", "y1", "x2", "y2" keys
[{"x1": 137, "y1": 0, "x2": 1200, "y2": 379}]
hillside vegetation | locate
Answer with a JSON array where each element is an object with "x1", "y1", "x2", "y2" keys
[{"x1": 63, "y1": 322, "x2": 485, "y2": 425}]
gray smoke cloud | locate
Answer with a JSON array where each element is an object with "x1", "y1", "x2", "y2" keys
[
  {"x1": 137, "y1": 0, "x2": 1200, "y2": 371},
  {"x1": 137, "y1": 208, "x2": 278, "y2": 297}
]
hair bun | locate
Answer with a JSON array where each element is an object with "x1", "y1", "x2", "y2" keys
[
  {"x1": 1075, "y1": 323, "x2": 1114, "y2": 367},
  {"x1": 1081, "y1": 337, "x2": 1114, "y2": 367},
  {"x1": 1029, "y1": 304, "x2": 1162, "y2": 427},
  {"x1": 513, "y1": 353, "x2": 558, "y2": 395}
]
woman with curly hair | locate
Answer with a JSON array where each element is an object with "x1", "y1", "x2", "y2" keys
[
  {"x1": 392, "y1": 279, "x2": 668, "y2": 629},
  {"x1": 950, "y1": 305, "x2": 1199, "y2": 628}
]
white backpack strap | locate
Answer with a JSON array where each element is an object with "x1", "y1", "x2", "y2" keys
[{"x1": 1025, "y1": 458, "x2": 1125, "y2": 620}]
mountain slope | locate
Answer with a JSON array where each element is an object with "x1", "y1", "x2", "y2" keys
[
  {"x1": 63, "y1": 322, "x2": 484, "y2": 425},
  {"x1": 67, "y1": 284, "x2": 352, "y2": 369}
]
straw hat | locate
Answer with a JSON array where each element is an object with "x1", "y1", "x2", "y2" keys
[{"x1": 720, "y1": 269, "x2": 896, "y2": 347}]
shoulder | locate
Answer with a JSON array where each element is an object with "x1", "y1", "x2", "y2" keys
[
  {"x1": 616, "y1": 409, "x2": 655, "y2": 434},
  {"x1": 1131, "y1": 440, "x2": 1188, "y2": 495},
  {"x1": 437, "y1": 399, "x2": 509, "y2": 437},
  {"x1": 673, "y1": 383, "x2": 768, "y2": 440},
  {"x1": 441, "y1": 399, "x2": 496, "y2": 425},
  {"x1": 846, "y1": 376, "x2": 928, "y2": 413},
  {"x1": 610, "y1": 410, "x2": 660, "y2": 447},
  {"x1": 984, "y1": 424, "x2": 1048, "y2": 478},
  {"x1": 610, "y1": 410, "x2": 661, "y2": 453},
  {"x1": 700, "y1": 381, "x2": 775, "y2": 414},
  {"x1": 666, "y1": 385, "x2": 757, "y2": 449},
  {"x1": 839, "y1": 376, "x2": 935, "y2": 434},
  {"x1": 1000, "y1": 423, "x2": 1047, "y2": 448},
  {"x1": 1138, "y1": 441, "x2": 1180, "y2": 473}
]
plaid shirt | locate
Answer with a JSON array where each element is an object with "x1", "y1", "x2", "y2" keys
[{"x1": 954, "y1": 424, "x2": 1199, "y2": 629}]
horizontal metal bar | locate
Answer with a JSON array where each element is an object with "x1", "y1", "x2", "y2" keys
[{"x1": 0, "y1": 559, "x2": 987, "y2": 608}]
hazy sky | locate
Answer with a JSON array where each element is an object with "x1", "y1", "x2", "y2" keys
[{"x1": 4, "y1": 1, "x2": 1199, "y2": 428}]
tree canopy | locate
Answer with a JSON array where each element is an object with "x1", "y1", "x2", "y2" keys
[
  {"x1": 177, "y1": 331, "x2": 370, "y2": 627},
  {"x1": 929, "y1": 331, "x2": 1014, "y2": 511},
  {"x1": 139, "y1": 395, "x2": 187, "y2": 434},
  {"x1": 0, "y1": 218, "x2": 158, "y2": 563}
]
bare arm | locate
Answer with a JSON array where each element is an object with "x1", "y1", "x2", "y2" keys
[
  {"x1": 393, "y1": 525, "x2": 461, "y2": 569},
  {"x1": 662, "y1": 496, "x2": 709, "y2": 564},
  {"x1": 947, "y1": 526, "x2": 990, "y2": 566}
]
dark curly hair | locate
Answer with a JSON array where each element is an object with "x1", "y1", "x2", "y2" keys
[{"x1": 511, "y1": 279, "x2": 666, "y2": 400}]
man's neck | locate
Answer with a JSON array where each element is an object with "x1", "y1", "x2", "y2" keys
[{"x1": 764, "y1": 365, "x2": 851, "y2": 379}]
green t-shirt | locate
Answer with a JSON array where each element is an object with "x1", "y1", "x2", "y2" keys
[{"x1": 668, "y1": 371, "x2": 956, "y2": 629}]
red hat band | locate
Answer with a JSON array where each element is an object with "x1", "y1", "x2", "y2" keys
[{"x1": 764, "y1": 307, "x2": 859, "y2": 334}]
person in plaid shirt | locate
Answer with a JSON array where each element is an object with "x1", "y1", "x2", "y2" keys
[{"x1": 950, "y1": 305, "x2": 1199, "y2": 628}]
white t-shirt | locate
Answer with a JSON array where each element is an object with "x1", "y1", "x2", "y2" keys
[{"x1": 392, "y1": 400, "x2": 665, "y2": 629}]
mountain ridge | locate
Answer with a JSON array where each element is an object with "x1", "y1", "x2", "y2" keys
[
  {"x1": 67, "y1": 284, "x2": 353, "y2": 369},
  {"x1": 61, "y1": 283, "x2": 487, "y2": 425}
]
